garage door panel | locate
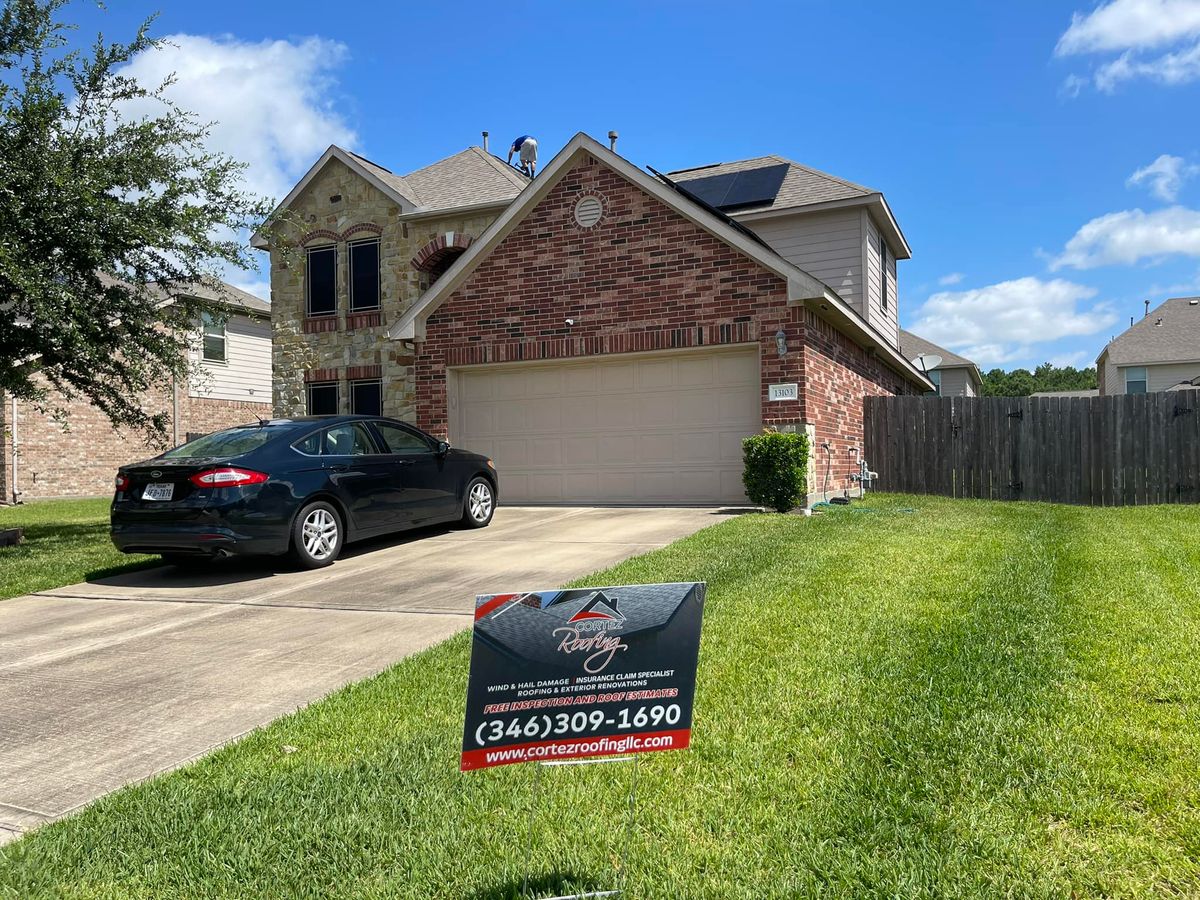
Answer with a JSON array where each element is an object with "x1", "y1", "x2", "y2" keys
[{"x1": 455, "y1": 348, "x2": 759, "y2": 505}]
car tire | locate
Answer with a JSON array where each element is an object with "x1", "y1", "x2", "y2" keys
[
  {"x1": 161, "y1": 553, "x2": 209, "y2": 570},
  {"x1": 290, "y1": 501, "x2": 344, "y2": 569},
  {"x1": 461, "y1": 477, "x2": 495, "y2": 528}
]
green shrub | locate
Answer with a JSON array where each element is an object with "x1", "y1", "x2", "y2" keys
[{"x1": 742, "y1": 429, "x2": 809, "y2": 513}]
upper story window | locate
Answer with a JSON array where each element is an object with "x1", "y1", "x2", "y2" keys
[
  {"x1": 928, "y1": 369, "x2": 942, "y2": 396},
  {"x1": 306, "y1": 245, "x2": 337, "y2": 317},
  {"x1": 1125, "y1": 366, "x2": 1148, "y2": 394},
  {"x1": 349, "y1": 239, "x2": 381, "y2": 311},
  {"x1": 200, "y1": 312, "x2": 226, "y2": 363},
  {"x1": 879, "y1": 233, "x2": 888, "y2": 312}
]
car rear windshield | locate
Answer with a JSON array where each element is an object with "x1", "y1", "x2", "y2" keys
[{"x1": 160, "y1": 426, "x2": 285, "y2": 459}]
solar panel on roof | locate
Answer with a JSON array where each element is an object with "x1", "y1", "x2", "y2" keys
[{"x1": 674, "y1": 163, "x2": 789, "y2": 211}]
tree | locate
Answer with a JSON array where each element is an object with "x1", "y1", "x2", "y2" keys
[
  {"x1": 981, "y1": 363, "x2": 1098, "y2": 397},
  {"x1": 0, "y1": 0, "x2": 270, "y2": 437}
]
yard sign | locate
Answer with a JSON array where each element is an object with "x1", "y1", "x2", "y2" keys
[{"x1": 460, "y1": 582, "x2": 705, "y2": 771}]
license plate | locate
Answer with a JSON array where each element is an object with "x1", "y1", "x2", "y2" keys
[{"x1": 142, "y1": 483, "x2": 175, "y2": 501}]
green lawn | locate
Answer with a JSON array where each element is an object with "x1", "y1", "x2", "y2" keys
[
  {"x1": 1, "y1": 495, "x2": 1198, "y2": 898},
  {"x1": 0, "y1": 498, "x2": 157, "y2": 600}
]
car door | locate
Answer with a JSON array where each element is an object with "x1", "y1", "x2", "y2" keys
[
  {"x1": 370, "y1": 421, "x2": 458, "y2": 526},
  {"x1": 317, "y1": 422, "x2": 401, "y2": 534}
]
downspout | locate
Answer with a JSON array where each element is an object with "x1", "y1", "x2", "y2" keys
[
  {"x1": 10, "y1": 394, "x2": 20, "y2": 504},
  {"x1": 172, "y1": 372, "x2": 180, "y2": 447}
]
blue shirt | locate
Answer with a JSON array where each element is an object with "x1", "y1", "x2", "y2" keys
[{"x1": 511, "y1": 135, "x2": 532, "y2": 152}]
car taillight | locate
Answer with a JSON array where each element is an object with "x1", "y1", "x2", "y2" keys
[
  {"x1": 189, "y1": 468, "x2": 269, "y2": 488},
  {"x1": 115, "y1": 473, "x2": 130, "y2": 491}
]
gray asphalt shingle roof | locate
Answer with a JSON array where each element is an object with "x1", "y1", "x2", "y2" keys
[
  {"x1": 348, "y1": 146, "x2": 528, "y2": 214},
  {"x1": 1101, "y1": 296, "x2": 1200, "y2": 365},
  {"x1": 898, "y1": 329, "x2": 978, "y2": 370},
  {"x1": 667, "y1": 154, "x2": 876, "y2": 213}
]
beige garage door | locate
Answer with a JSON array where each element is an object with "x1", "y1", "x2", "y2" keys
[{"x1": 451, "y1": 346, "x2": 760, "y2": 505}]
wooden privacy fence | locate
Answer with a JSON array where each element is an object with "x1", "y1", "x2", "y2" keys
[{"x1": 863, "y1": 393, "x2": 1200, "y2": 506}]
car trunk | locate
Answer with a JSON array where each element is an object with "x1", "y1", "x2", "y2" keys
[{"x1": 114, "y1": 459, "x2": 218, "y2": 519}]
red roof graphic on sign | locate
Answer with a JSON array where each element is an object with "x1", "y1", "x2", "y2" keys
[{"x1": 567, "y1": 592, "x2": 625, "y2": 623}]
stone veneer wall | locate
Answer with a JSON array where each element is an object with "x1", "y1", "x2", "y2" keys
[{"x1": 268, "y1": 157, "x2": 503, "y2": 420}]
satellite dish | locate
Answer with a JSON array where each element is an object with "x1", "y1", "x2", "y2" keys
[{"x1": 911, "y1": 353, "x2": 942, "y2": 373}]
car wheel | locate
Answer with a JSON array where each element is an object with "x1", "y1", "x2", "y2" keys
[
  {"x1": 461, "y1": 477, "x2": 495, "y2": 528},
  {"x1": 291, "y1": 501, "x2": 343, "y2": 569}
]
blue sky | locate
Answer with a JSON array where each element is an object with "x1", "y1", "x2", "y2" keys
[{"x1": 73, "y1": 0, "x2": 1200, "y2": 371}]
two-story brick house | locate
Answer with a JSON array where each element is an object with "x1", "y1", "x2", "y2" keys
[{"x1": 256, "y1": 132, "x2": 930, "y2": 505}]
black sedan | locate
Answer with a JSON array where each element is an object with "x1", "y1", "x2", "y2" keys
[{"x1": 111, "y1": 415, "x2": 498, "y2": 568}]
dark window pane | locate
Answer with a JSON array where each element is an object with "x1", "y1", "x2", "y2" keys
[
  {"x1": 161, "y1": 425, "x2": 283, "y2": 459},
  {"x1": 293, "y1": 431, "x2": 322, "y2": 455},
  {"x1": 375, "y1": 422, "x2": 431, "y2": 454},
  {"x1": 307, "y1": 246, "x2": 337, "y2": 316},
  {"x1": 350, "y1": 379, "x2": 382, "y2": 416},
  {"x1": 350, "y1": 240, "x2": 380, "y2": 311},
  {"x1": 323, "y1": 423, "x2": 376, "y2": 456},
  {"x1": 307, "y1": 381, "x2": 338, "y2": 415}
]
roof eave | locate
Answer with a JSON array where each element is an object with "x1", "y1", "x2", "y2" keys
[{"x1": 398, "y1": 197, "x2": 519, "y2": 222}]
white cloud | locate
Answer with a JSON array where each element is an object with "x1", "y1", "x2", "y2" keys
[
  {"x1": 1095, "y1": 40, "x2": 1200, "y2": 89},
  {"x1": 938, "y1": 272, "x2": 965, "y2": 286},
  {"x1": 1046, "y1": 349, "x2": 1092, "y2": 368},
  {"x1": 1128, "y1": 154, "x2": 1199, "y2": 201},
  {"x1": 1057, "y1": 0, "x2": 1200, "y2": 91},
  {"x1": 1051, "y1": 206, "x2": 1200, "y2": 269},
  {"x1": 1056, "y1": 0, "x2": 1200, "y2": 55},
  {"x1": 113, "y1": 34, "x2": 357, "y2": 296},
  {"x1": 909, "y1": 277, "x2": 1116, "y2": 367}
]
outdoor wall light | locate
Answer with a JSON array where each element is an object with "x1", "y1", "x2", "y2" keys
[{"x1": 775, "y1": 329, "x2": 788, "y2": 356}]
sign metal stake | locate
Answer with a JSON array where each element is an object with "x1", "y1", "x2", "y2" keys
[{"x1": 521, "y1": 755, "x2": 639, "y2": 900}]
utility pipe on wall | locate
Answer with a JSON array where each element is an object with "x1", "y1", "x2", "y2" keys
[{"x1": 10, "y1": 394, "x2": 19, "y2": 504}]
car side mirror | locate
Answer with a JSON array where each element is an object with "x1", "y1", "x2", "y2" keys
[{"x1": 436, "y1": 440, "x2": 450, "y2": 457}]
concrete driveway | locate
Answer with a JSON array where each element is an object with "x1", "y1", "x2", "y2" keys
[{"x1": 0, "y1": 506, "x2": 731, "y2": 845}]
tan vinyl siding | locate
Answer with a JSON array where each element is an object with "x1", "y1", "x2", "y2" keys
[
  {"x1": 936, "y1": 366, "x2": 976, "y2": 398},
  {"x1": 189, "y1": 313, "x2": 272, "y2": 403},
  {"x1": 863, "y1": 212, "x2": 899, "y2": 348},
  {"x1": 746, "y1": 209, "x2": 864, "y2": 314},
  {"x1": 1104, "y1": 360, "x2": 1200, "y2": 393}
]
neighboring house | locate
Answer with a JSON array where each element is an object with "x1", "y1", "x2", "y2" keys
[
  {"x1": 255, "y1": 132, "x2": 930, "y2": 505},
  {"x1": 897, "y1": 329, "x2": 983, "y2": 397},
  {"x1": 0, "y1": 281, "x2": 271, "y2": 502},
  {"x1": 1030, "y1": 389, "x2": 1099, "y2": 398},
  {"x1": 1096, "y1": 296, "x2": 1200, "y2": 395}
]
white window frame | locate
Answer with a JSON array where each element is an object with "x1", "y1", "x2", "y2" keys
[
  {"x1": 1124, "y1": 366, "x2": 1148, "y2": 394},
  {"x1": 200, "y1": 312, "x2": 227, "y2": 364}
]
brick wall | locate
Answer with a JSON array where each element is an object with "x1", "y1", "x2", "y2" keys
[
  {"x1": 2, "y1": 381, "x2": 269, "y2": 502},
  {"x1": 415, "y1": 154, "x2": 804, "y2": 436},
  {"x1": 801, "y1": 308, "x2": 916, "y2": 496}
]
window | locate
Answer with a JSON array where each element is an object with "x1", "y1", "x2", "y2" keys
[
  {"x1": 928, "y1": 369, "x2": 942, "y2": 396},
  {"x1": 374, "y1": 421, "x2": 433, "y2": 454},
  {"x1": 306, "y1": 381, "x2": 339, "y2": 415},
  {"x1": 306, "y1": 245, "x2": 337, "y2": 316},
  {"x1": 201, "y1": 312, "x2": 226, "y2": 362},
  {"x1": 162, "y1": 425, "x2": 288, "y2": 459},
  {"x1": 322, "y1": 423, "x2": 377, "y2": 456},
  {"x1": 879, "y1": 233, "x2": 888, "y2": 312},
  {"x1": 1125, "y1": 366, "x2": 1148, "y2": 394},
  {"x1": 349, "y1": 239, "x2": 380, "y2": 311},
  {"x1": 350, "y1": 379, "x2": 382, "y2": 416}
]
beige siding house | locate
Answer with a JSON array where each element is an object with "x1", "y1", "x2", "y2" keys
[
  {"x1": 1097, "y1": 296, "x2": 1200, "y2": 395},
  {"x1": 898, "y1": 329, "x2": 983, "y2": 397}
]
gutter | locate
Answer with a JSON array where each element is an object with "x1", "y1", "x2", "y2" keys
[
  {"x1": 398, "y1": 198, "x2": 516, "y2": 223},
  {"x1": 9, "y1": 394, "x2": 19, "y2": 504}
]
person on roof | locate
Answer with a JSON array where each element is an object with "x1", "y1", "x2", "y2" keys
[{"x1": 507, "y1": 135, "x2": 538, "y2": 177}]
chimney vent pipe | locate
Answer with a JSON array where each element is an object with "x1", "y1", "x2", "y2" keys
[
  {"x1": 1144, "y1": 299, "x2": 1150, "y2": 317},
  {"x1": 482, "y1": 131, "x2": 489, "y2": 153},
  {"x1": 608, "y1": 130, "x2": 618, "y2": 152}
]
